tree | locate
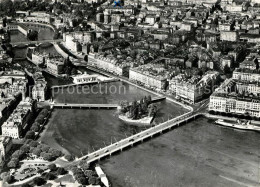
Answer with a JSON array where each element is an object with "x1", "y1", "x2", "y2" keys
[
  {"x1": 71, "y1": 68, "x2": 77, "y2": 75},
  {"x1": 84, "y1": 170, "x2": 94, "y2": 178},
  {"x1": 81, "y1": 163, "x2": 90, "y2": 171},
  {"x1": 223, "y1": 65, "x2": 231, "y2": 75},
  {"x1": 88, "y1": 176, "x2": 98, "y2": 185},
  {"x1": 29, "y1": 141, "x2": 38, "y2": 147},
  {"x1": 4, "y1": 175, "x2": 14, "y2": 184},
  {"x1": 41, "y1": 145, "x2": 50, "y2": 152},
  {"x1": 40, "y1": 109, "x2": 49, "y2": 116},
  {"x1": 31, "y1": 125, "x2": 40, "y2": 132},
  {"x1": 48, "y1": 163, "x2": 57, "y2": 171},
  {"x1": 20, "y1": 144, "x2": 30, "y2": 153},
  {"x1": 33, "y1": 177, "x2": 46, "y2": 186},
  {"x1": 147, "y1": 95, "x2": 152, "y2": 104},
  {"x1": 27, "y1": 30, "x2": 38, "y2": 41},
  {"x1": 12, "y1": 150, "x2": 25, "y2": 159},
  {"x1": 44, "y1": 172, "x2": 56, "y2": 180},
  {"x1": 43, "y1": 153, "x2": 53, "y2": 161},
  {"x1": 148, "y1": 104, "x2": 157, "y2": 117},
  {"x1": 37, "y1": 169, "x2": 44, "y2": 174},
  {"x1": 32, "y1": 122, "x2": 41, "y2": 127},
  {"x1": 52, "y1": 149, "x2": 63, "y2": 157},
  {"x1": 64, "y1": 154, "x2": 75, "y2": 161},
  {"x1": 0, "y1": 172, "x2": 8, "y2": 180},
  {"x1": 32, "y1": 148, "x2": 41, "y2": 157},
  {"x1": 24, "y1": 139, "x2": 32, "y2": 145},
  {"x1": 25, "y1": 131, "x2": 35, "y2": 139},
  {"x1": 57, "y1": 167, "x2": 67, "y2": 175},
  {"x1": 7, "y1": 160, "x2": 18, "y2": 168},
  {"x1": 78, "y1": 177, "x2": 87, "y2": 185},
  {"x1": 35, "y1": 116, "x2": 44, "y2": 124}
]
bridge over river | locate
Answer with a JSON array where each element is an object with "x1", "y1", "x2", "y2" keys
[
  {"x1": 50, "y1": 96, "x2": 165, "y2": 109},
  {"x1": 10, "y1": 39, "x2": 62, "y2": 46},
  {"x1": 51, "y1": 103, "x2": 119, "y2": 109},
  {"x1": 74, "y1": 111, "x2": 202, "y2": 164}
]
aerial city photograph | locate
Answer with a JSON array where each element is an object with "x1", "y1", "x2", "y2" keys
[{"x1": 0, "y1": 0, "x2": 259, "y2": 186}]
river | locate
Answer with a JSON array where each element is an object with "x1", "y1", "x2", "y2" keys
[
  {"x1": 10, "y1": 25, "x2": 260, "y2": 187},
  {"x1": 40, "y1": 81, "x2": 189, "y2": 157},
  {"x1": 100, "y1": 117, "x2": 260, "y2": 187}
]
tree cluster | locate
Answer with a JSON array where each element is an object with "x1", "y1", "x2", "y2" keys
[
  {"x1": 8, "y1": 140, "x2": 64, "y2": 167},
  {"x1": 25, "y1": 109, "x2": 49, "y2": 139},
  {"x1": 120, "y1": 95, "x2": 157, "y2": 119},
  {"x1": 69, "y1": 161, "x2": 100, "y2": 185},
  {"x1": 64, "y1": 154, "x2": 75, "y2": 161},
  {"x1": 7, "y1": 150, "x2": 25, "y2": 168},
  {"x1": 27, "y1": 30, "x2": 38, "y2": 41},
  {"x1": 63, "y1": 56, "x2": 77, "y2": 76}
]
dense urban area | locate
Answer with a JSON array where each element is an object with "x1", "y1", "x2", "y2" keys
[{"x1": 0, "y1": 0, "x2": 260, "y2": 186}]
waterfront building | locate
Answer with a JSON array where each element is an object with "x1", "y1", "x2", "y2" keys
[
  {"x1": 2, "y1": 103, "x2": 32, "y2": 139},
  {"x1": 63, "y1": 32, "x2": 95, "y2": 53},
  {"x1": 236, "y1": 81, "x2": 260, "y2": 96},
  {"x1": 170, "y1": 71, "x2": 220, "y2": 104},
  {"x1": 23, "y1": 11, "x2": 51, "y2": 24},
  {"x1": 0, "y1": 94, "x2": 22, "y2": 122},
  {"x1": 32, "y1": 72, "x2": 47, "y2": 102},
  {"x1": 46, "y1": 57, "x2": 64, "y2": 75},
  {"x1": 6, "y1": 23, "x2": 29, "y2": 36},
  {"x1": 209, "y1": 67, "x2": 260, "y2": 118},
  {"x1": 0, "y1": 70, "x2": 28, "y2": 100},
  {"x1": 88, "y1": 53, "x2": 131, "y2": 76},
  {"x1": 6, "y1": 79, "x2": 27, "y2": 100},
  {"x1": 232, "y1": 68, "x2": 260, "y2": 82},
  {"x1": 72, "y1": 73, "x2": 99, "y2": 84},
  {"x1": 104, "y1": 5, "x2": 135, "y2": 15},
  {"x1": 31, "y1": 51, "x2": 48, "y2": 66},
  {"x1": 209, "y1": 93, "x2": 260, "y2": 118},
  {"x1": 239, "y1": 54, "x2": 259, "y2": 70},
  {"x1": 0, "y1": 136, "x2": 12, "y2": 165},
  {"x1": 129, "y1": 65, "x2": 168, "y2": 90}
]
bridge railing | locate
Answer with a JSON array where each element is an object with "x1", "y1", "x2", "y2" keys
[{"x1": 78, "y1": 111, "x2": 197, "y2": 162}]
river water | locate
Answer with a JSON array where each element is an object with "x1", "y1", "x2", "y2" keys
[{"x1": 10, "y1": 27, "x2": 260, "y2": 187}]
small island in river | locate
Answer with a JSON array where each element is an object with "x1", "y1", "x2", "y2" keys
[{"x1": 118, "y1": 96, "x2": 157, "y2": 125}]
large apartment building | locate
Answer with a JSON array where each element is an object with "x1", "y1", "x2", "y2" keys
[
  {"x1": 46, "y1": 57, "x2": 64, "y2": 75},
  {"x1": 88, "y1": 53, "x2": 131, "y2": 76},
  {"x1": 209, "y1": 68, "x2": 260, "y2": 118},
  {"x1": 31, "y1": 72, "x2": 47, "y2": 102},
  {"x1": 170, "y1": 71, "x2": 219, "y2": 104},
  {"x1": 209, "y1": 93, "x2": 260, "y2": 118},
  {"x1": 2, "y1": 104, "x2": 32, "y2": 139}
]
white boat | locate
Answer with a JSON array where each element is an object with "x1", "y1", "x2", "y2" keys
[
  {"x1": 72, "y1": 72, "x2": 99, "y2": 85},
  {"x1": 95, "y1": 166, "x2": 109, "y2": 187},
  {"x1": 215, "y1": 119, "x2": 260, "y2": 132}
]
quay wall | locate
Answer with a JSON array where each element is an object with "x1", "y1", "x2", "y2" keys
[{"x1": 53, "y1": 43, "x2": 69, "y2": 58}]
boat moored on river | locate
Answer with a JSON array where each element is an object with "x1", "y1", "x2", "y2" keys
[{"x1": 215, "y1": 119, "x2": 260, "y2": 132}]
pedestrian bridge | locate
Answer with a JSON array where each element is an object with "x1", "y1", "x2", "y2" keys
[
  {"x1": 10, "y1": 39, "x2": 63, "y2": 46},
  {"x1": 75, "y1": 112, "x2": 202, "y2": 164},
  {"x1": 51, "y1": 103, "x2": 119, "y2": 109}
]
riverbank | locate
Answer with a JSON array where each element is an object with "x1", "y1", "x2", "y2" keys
[
  {"x1": 118, "y1": 115, "x2": 153, "y2": 125},
  {"x1": 85, "y1": 65, "x2": 193, "y2": 112}
]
